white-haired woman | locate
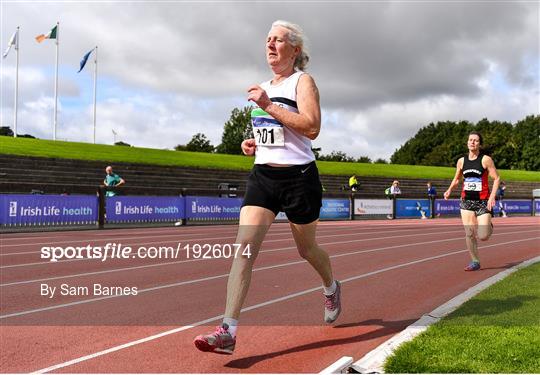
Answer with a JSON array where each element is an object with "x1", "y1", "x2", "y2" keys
[{"x1": 194, "y1": 20, "x2": 341, "y2": 354}]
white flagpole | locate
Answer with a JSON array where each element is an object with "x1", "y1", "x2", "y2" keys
[
  {"x1": 14, "y1": 26, "x2": 19, "y2": 138},
  {"x1": 53, "y1": 21, "x2": 59, "y2": 141},
  {"x1": 93, "y1": 46, "x2": 98, "y2": 144}
]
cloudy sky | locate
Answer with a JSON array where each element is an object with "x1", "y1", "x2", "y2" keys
[{"x1": 1, "y1": 1, "x2": 538, "y2": 160}]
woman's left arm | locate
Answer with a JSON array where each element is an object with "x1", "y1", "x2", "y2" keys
[
  {"x1": 247, "y1": 74, "x2": 321, "y2": 140},
  {"x1": 483, "y1": 155, "x2": 500, "y2": 210}
]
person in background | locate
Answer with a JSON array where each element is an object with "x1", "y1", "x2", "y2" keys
[
  {"x1": 349, "y1": 174, "x2": 360, "y2": 192},
  {"x1": 443, "y1": 131, "x2": 500, "y2": 272},
  {"x1": 426, "y1": 181, "x2": 437, "y2": 218},
  {"x1": 427, "y1": 182, "x2": 436, "y2": 200},
  {"x1": 103, "y1": 166, "x2": 125, "y2": 197},
  {"x1": 390, "y1": 180, "x2": 401, "y2": 195}
]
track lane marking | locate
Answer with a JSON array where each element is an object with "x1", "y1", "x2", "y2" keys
[
  {"x1": 0, "y1": 226, "x2": 473, "y2": 266},
  {"x1": 0, "y1": 223, "x2": 436, "y2": 249},
  {"x1": 29, "y1": 236, "x2": 539, "y2": 374},
  {"x1": 1, "y1": 227, "x2": 536, "y2": 282},
  {"x1": 2, "y1": 232, "x2": 537, "y2": 318}
]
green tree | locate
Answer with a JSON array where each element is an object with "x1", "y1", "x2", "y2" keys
[
  {"x1": 319, "y1": 151, "x2": 355, "y2": 162},
  {"x1": 216, "y1": 106, "x2": 253, "y2": 154},
  {"x1": 0, "y1": 127, "x2": 14, "y2": 136},
  {"x1": 311, "y1": 147, "x2": 322, "y2": 159},
  {"x1": 185, "y1": 133, "x2": 214, "y2": 153},
  {"x1": 356, "y1": 156, "x2": 372, "y2": 163},
  {"x1": 374, "y1": 158, "x2": 388, "y2": 164},
  {"x1": 390, "y1": 116, "x2": 538, "y2": 170},
  {"x1": 513, "y1": 115, "x2": 540, "y2": 171},
  {"x1": 114, "y1": 141, "x2": 131, "y2": 147}
]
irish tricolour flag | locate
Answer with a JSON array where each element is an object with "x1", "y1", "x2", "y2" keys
[{"x1": 35, "y1": 25, "x2": 57, "y2": 43}]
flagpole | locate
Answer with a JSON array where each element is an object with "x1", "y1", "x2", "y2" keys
[
  {"x1": 53, "y1": 21, "x2": 59, "y2": 141},
  {"x1": 14, "y1": 26, "x2": 19, "y2": 138},
  {"x1": 93, "y1": 46, "x2": 98, "y2": 144}
]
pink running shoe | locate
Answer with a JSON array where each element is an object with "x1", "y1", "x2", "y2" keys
[
  {"x1": 324, "y1": 280, "x2": 342, "y2": 323},
  {"x1": 464, "y1": 261, "x2": 481, "y2": 271},
  {"x1": 194, "y1": 324, "x2": 236, "y2": 354}
]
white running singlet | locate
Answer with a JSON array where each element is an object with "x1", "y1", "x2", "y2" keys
[{"x1": 252, "y1": 70, "x2": 316, "y2": 165}]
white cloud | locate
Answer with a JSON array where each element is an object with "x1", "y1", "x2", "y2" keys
[{"x1": 1, "y1": 1, "x2": 538, "y2": 159}]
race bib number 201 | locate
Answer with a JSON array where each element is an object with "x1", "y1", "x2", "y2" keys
[{"x1": 255, "y1": 126, "x2": 285, "y2": 146}]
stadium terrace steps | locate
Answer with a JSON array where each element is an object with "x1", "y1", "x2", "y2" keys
[{"x1": 0, "y1": 154, "x2": 536, "y2": 198}]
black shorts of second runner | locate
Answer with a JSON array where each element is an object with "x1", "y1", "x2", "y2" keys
[
  {"x1": 242, "y1": 161, "x2": 322, "y2": 224},
  {"x1": 460, "y1": 199, "x2": 492, "y2": 216}
]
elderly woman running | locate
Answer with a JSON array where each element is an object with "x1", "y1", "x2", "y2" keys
[{"x1": 194, "y1": 20, "x2": 341, "y2": 355}]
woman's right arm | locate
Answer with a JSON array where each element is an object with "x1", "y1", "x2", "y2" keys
[{"x1": 444, "y1": 158, "x2": 463, "y2": 199}]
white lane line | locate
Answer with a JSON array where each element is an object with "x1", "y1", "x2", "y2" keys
[
  {"x1": 0, "y1": 226, "x2": 464, "y2": 267},
  {"x1": 0, "y1": 223, "x2": 423, "y2": 249},
  {"x1": 1, "y1": 226, "x2": 238, "y2": 240},
  {"x1": 2, "y1": 220, "x2": 422, "y2": 241},
  {"x1": 1, "y1": 216, "x2": 532, "y2": 243},
  {"x1": 2, "y1": 234, "x2": 537, "y2": 320},
  {"x1": 351, "y1": 255, "x2": 540, "y2": 374},
  {"x1": 30, "y1": 236, "x2": 538, "y2": 374},
  {"x1": 1, "y1": 222, "x2": 390, "y2": 246},
  {"x1": 1, "y1": 227, "x2": 535, "y2": 282},
  {"x1": 0, "y1": 235, "x2": 464, "y2": 318},
  {"x1": 0, "y1": 230, "x2": 464, "y2": 280},
  {"x1": 1, "y1": 228, "x2": 290, "y2": 249},
  {"x1": 0, "y1": 225, "x2": 428, "y2": 256}
]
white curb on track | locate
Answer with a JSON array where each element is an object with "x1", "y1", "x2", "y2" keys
[{"x1": 350, "y1": 255, "x2": 540, "y2": 374}]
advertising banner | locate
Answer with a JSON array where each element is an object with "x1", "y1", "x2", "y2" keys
[
  {"x1": 536, "y1": 200, "x2": 540, "y2": 216},
  {"x1": 185, "y1": 196, "x2": 242, "y2": 220},
  {"x1": 396, "y1": 199, "x2": 431, "y2": 218},
  {"x1": 436, "y1": 199, "x2": 533, "y2": 216},
  {"x1": 435, "y1": 199, "x2": 461, "y2": 216},
  {"x1": 354, "y1": 199, "x2": 392, "y2": 215},
  {"x1": 106, "y1": 196, "x2": 184, "y2": 223},
  {"x1": 493, "y1": 200, "x2": 532, "y2": 215},
  {"x1": 0, "y1": 194, "x2": 98, "y2": 226},
  {"x1": 320, "y1": 199, "x2": 350, "y2": 219}
]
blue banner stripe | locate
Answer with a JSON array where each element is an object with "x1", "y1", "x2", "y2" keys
[
  {"x1": 1, "y1": 194, "x2": 98, "y2": 225},
  {"x1": 396, "y1": 199, "x2": 431, "y2": 218},
  {"x1": 252, "y1": 117, "x2": 283, "y2": 127},
  {"x1": 106, "y1": 196, "x2": 184, "y2": 223}
]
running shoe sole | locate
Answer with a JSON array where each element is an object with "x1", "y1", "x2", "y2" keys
[{"x1": 193, "y1": 337, "x2": 234, "y2": 355}]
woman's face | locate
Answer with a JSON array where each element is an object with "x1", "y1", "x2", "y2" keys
[
  {"x1": 266, "y1": 26, "x2": 299, "y2": 71},
  {"x1": 467, "y1": 134, "x2": 481, "y2": 151}
]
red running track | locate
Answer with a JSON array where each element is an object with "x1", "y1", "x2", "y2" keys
[{"x1": 1, "y1": 217, "x2": 538, "y2": 373}]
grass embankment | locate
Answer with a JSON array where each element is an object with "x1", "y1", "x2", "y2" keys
[
  {"x1": 1, "y1": 137, "x2": 539, "y2": 181},
  {"x1": 384, "y1": 261, "x2": 540, "y2": 373}
]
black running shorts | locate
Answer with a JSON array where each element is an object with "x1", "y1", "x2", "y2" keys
[
  {"x1": 460, "y1": 199, "x2": 492, "y2": 216},
  {"x1": 242, "y1": 161, "x2": 322, "y2": 224}
]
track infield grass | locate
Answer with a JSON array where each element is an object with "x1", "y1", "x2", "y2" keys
[
  {"x1": 1, "y1": 137, "x2": 539, "y2": 181},
  {"x1": 384, "y1": 261, "x2": 540, "y2": 373}
]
